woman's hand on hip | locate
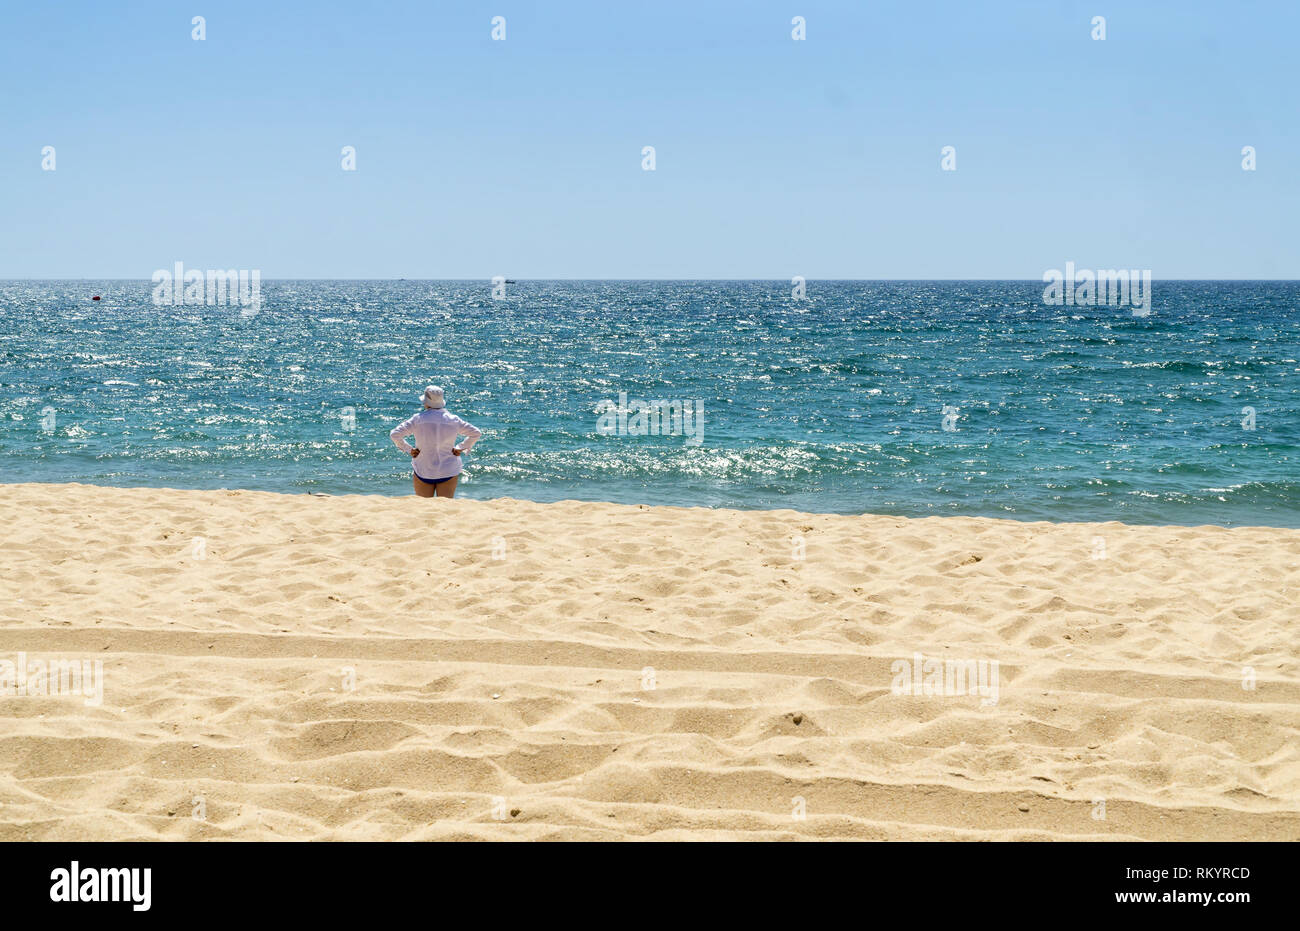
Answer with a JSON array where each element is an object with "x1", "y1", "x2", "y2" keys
[
  {"x1": 410, "y1": 448, "x2": 420, "y2": 458},
  {"x1": 452, "y1": 447, "x2": 463, "y2": 456}
]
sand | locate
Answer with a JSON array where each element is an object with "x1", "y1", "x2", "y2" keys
[{"x1": 0, "y1": 482, "x2": 1297, "y2": 841}]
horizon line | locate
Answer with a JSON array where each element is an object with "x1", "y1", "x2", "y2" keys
[{"x1": 2, "y1": 277, "x2": 1298, "y2": 283}]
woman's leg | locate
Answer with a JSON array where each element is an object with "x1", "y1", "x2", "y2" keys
[
  {"x1": 434, "y1": 474, "x2": 460, "y2": 498},
  {"x1": 413, "y1": 475, "x2": 437, "y2": 498}
]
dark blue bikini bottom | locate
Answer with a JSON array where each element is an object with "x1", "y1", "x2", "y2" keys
[{"x1": 414, "y1": 472, "x2": 457, "y2": 486}]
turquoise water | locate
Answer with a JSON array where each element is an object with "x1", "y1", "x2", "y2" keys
[{"x1": 2, "y1": 280, "x2": 1297, "y2": 526}]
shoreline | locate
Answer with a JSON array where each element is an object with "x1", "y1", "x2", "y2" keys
[
  {"x1": 2, "y1": 480, "x2": 1295, "y2": 534},
  {"x1": 2, "y1": 482, "x2": 1297, "y2": 840}
]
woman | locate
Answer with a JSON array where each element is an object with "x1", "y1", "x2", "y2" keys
[{"x1": 389, "y1": 385, "x2": 483, "y2": 498}]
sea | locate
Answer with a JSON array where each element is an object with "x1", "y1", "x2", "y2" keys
[{"x1": 2, "y1": 280, "x2": 1297, "y2": 527}]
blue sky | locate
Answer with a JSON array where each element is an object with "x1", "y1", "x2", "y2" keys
[{"x1": 1, "y1": 0, "x2": 1296, "y2": 278}]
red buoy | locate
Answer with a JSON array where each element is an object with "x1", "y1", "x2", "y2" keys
[{"x1": 91, "y1": 295, "x2": 101, "y2": 301}]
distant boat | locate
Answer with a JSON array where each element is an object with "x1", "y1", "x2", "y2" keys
[{"x1": 504, "y1": 279, "x2": 517, "y2": 284}]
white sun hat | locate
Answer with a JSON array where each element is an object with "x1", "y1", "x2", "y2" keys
[{"x1": 420, "y1": 385, "x2": 446, "y2": 409}]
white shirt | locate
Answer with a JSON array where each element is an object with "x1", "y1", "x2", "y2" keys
[{"x1": 389, "y1": 408, "x2": 483, "y2": 480}]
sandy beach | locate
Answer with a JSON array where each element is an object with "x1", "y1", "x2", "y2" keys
[{"x1": 0, "y1": 482, "x2": 1297, "y2": 841}]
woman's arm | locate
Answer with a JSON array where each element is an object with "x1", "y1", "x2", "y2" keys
[
  {"x1": 452, "y1": 416, "x2": 483, "y2": 454},
  {"x1": 389, "y1": 414, "x2": 420, "y2": 455}
]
